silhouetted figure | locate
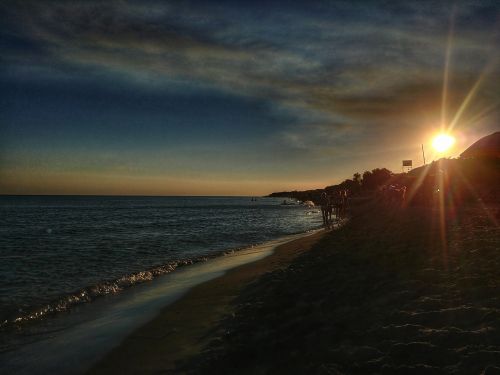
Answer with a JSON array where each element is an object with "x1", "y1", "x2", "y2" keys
[
  {"x1": 320, "y1": 192, "x2": 330, "y2": 227},
  {"x1": 327, "y1": 195, "x2": 334, "y2": 225},
  {"x1": 336, "y1": 189, "x2": 349, "y2": 219},
  {"x1": 341, "y1": 189, "x2": 350, "y2": 218}
]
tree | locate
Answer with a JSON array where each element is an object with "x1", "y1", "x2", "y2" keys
[
  {"x1": 362, "y1": 168, "x2": 392, "y2": 191},
  {"x1": 352, "y1": 172, "x2": 362, "y2": 194}
]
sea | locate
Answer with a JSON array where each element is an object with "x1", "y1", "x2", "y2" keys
[{"x1": 0, "y1": 195, "x2": 321, "y2": 373}]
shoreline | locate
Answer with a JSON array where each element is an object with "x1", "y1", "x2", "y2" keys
[
  {"x1": 3, "y1": 229, "x2": 321, "y2": 330},
  {"x1": 89, "y1": 229, "x2": 327, "y2": 374},
  {"x1": 1, "y1": 195, "x2": 321, "y2": 334},
  {"x1": 0, "y1": 229, "x2": 324, "y2": 375}
]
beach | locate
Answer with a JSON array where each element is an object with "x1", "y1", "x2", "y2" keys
[
  {"x1": 89, "y1": 230, "x2": 326, "y2": 374},
  {"x1": 91, "y1": 199, "x2": 500, "y2": 374},
  {"x1": 6, "y1": 197, "x2": 497, "y2": 374},
  {"x1": 2, "y1": 1, "x2": 498, "y2": 373},
  {"x1": 189, "y1": 200, "x2": 500, "y2": 374}
]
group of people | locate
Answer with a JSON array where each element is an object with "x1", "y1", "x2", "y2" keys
[
  {"x1": 319, "y1": 190, "x2": 349, "y2": 227},
  {"x1": 317, "y1": 183, "x2": 407, "y2": 228}
]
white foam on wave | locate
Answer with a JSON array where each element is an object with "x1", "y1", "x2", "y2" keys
[
  {"x1": 4, "y1": 226, "x2": 323, "y2": 330},
  {"x1": 3, "y1": 261, "x2": 193, "y2": 328}
]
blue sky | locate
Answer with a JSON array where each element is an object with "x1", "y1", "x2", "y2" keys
[{"x1": 1, "y1": 0, "x2": 499, "y2": 195}]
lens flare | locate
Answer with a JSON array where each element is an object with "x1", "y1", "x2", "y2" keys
[{"x1": 432, "y1": 134, "x2": 455, "y2": 153}]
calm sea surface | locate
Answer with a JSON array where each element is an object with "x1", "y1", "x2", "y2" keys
[{"x1": 0, "y1": 196, "x2": 321, "y2": 329}]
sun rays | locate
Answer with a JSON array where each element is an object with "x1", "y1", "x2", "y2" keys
[
  {"x1": 405, "y1": 9, "x2": 499, "y2": 256},
  {"x1": 441, "y1": 6, "x2": 456, "y2": 132},
  {"x1": 439, "y1": 5, "x2": 498, "y2": 135}
]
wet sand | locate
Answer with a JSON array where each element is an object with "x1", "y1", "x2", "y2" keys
[{"x1": 89, "y1": 230, "x2": 326, "y2": 374}]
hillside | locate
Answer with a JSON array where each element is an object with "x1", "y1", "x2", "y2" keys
[{"x1": 461, "y1": 131, "x2": 500, "y2": 159}]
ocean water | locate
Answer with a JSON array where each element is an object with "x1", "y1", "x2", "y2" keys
[{"x1": 0, "y1": 196, "x2": 321, "y2": 331}]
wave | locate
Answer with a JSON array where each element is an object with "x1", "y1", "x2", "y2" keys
[
  {"x1": 0, "y1": 226, "x2": 322, "y2": 332},
  {"x1": 0, "y1": 256, "x2": 212, "y2": 330}
]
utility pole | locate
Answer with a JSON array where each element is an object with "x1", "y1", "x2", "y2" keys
[{"x1": 421, "y1": 144, "x2": 426, "y2": 165}]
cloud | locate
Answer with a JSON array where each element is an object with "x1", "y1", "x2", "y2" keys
[
  {"x1": 1, "y1": 0, "x2": 498, "y2": 190},
  {"x1": 4, "y1": 1, "x2": 497, "y2": 102}
]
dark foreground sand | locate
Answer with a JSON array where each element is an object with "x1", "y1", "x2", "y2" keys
[
  {"x1": 191, "y1": 201, "x2": 500, "y2": 374},
  {"x1": 92, "y1": 200, "x2": 500, "y2": 374},
  {"x1": 89, "y1": 230, "x2": 326, "y2": 374}
]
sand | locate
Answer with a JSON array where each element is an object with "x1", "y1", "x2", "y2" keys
[
  {"x1": 89, "y1": 230, "x2": 326, "y2": 374},
  {"x1": 192, "y1": 201, "x2": 500, "y2": 374}
]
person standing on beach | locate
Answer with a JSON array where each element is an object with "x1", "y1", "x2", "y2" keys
[
  {"x1": 327, "y1": 194, "x2": 334, "y2": 225},
  {"x1": 334, "y1": 190, "x2": 347, "y2": 220},
  {"x1": 320, "y1": 192, "x2": 330, "y2": 227},
  {"x1": 340, "y1": 189, "x2": 347, "y2": 219}
]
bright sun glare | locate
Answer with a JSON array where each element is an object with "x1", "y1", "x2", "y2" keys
[{"x1": 432, "y1": 134, "x2": 455, "y2": 153}]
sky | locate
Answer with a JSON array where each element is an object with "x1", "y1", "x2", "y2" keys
[{"x1": 1, "y1": 0, "x2": 499, "y2": 196}]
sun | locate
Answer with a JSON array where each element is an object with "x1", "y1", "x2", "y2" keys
[{"x1": 432, "y1": 133, "x2": 455, "y2": 153}]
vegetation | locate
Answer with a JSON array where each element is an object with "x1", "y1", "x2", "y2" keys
[
  {"x1": 268, "y1": 168, "x2": 393, "y2": 203},
  {"x1": 269, "y1": 157, "x2": 500, "y2": 206}
]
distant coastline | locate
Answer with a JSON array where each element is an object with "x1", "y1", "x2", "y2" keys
[{"x1": 268, "y1": 152, "x2": 499, "y2": 206}]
